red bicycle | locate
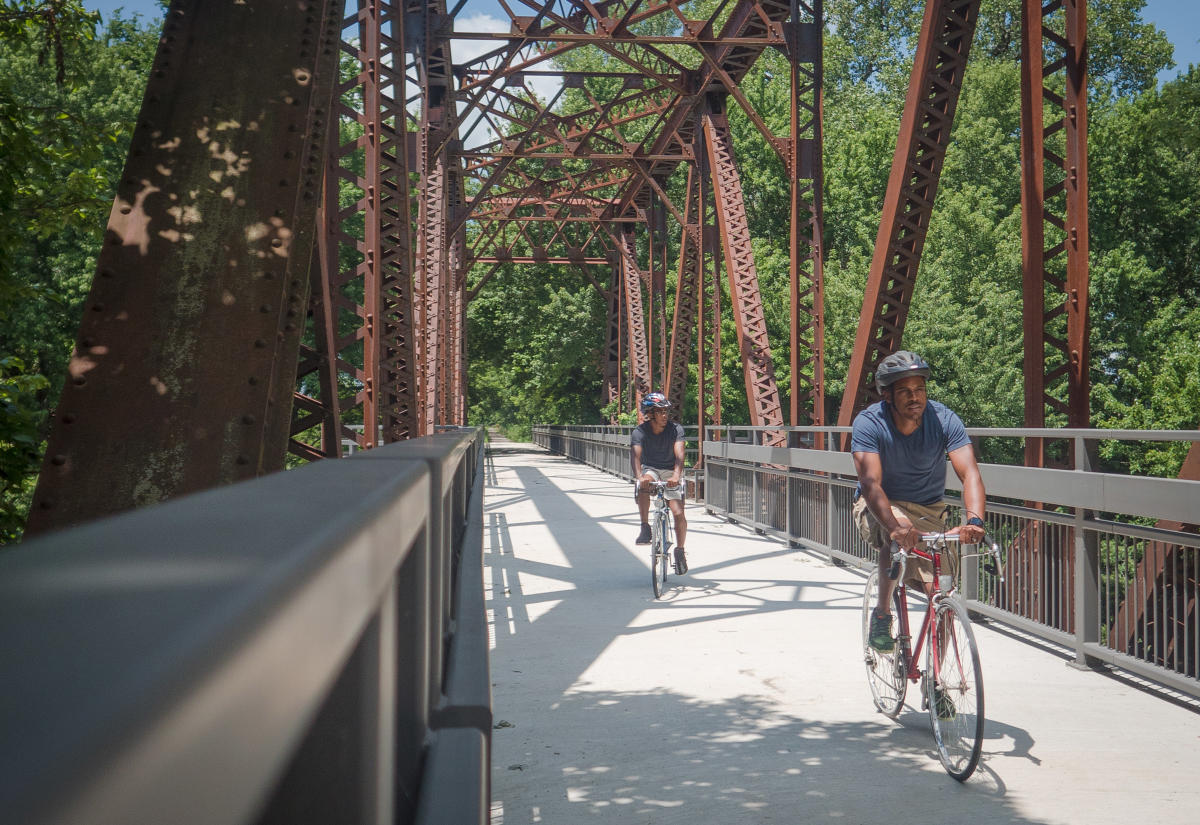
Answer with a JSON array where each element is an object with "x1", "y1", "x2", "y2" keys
[{"x1": 861, "y1": 531, "x2": 1003, "y2": 781}]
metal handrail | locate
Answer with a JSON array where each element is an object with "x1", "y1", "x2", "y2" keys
[{"x1": 0, "y1": 430, "x2": 489, "y2": 825}]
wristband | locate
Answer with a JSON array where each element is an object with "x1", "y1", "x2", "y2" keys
[{"x1": 965, "y1": 516, "x2": 985, "y2": 528}]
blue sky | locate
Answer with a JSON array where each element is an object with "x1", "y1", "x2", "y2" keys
[{"x1": 84, "y1": 0, "x2": 1199, "y2": 85}]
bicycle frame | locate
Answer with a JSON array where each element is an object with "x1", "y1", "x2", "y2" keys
[{"x1": 891, "y1": 544, "x2": 947, "y2": 688}]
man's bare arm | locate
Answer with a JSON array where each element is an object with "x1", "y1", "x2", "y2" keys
[
  {"x1": 669, "y1": 437, "x2": 685, "y2": 485},
  {"x1": 948, "y1": 444, "x2": 986, "y2": 543},
  {"x1": 852, "y1": 450, "x2": 922, "y2": 549}
]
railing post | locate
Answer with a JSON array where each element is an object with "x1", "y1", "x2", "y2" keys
[
  {"x1": 752, "y1": 430, "x2": 761, "y2": 528},
  {"x1": 1072, "y1": 433, "x2": 1102, "y2": 669}
]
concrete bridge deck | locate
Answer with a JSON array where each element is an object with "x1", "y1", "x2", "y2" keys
[{"x1": 483, "y1": 438, "x2": 1200, "y2": 825}]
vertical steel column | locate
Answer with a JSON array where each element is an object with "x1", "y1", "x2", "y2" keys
[
  {"x1": 603, "y1": 263, "x2": 622, "y2": 417},
  {"x1": 360, "y1": 0, "x2": 385, "y2": 447},
  {"x1": 377, "y1": 0, "x2": 418, "y2": 442},
  {"x1": 618, "y1": 224, "x2": 651, "y2": 400},
  {"x1": 1021, "y1": 0, "x2": 1090, "y2": 467},
  {"x1": 703, "y1": 109, "x2": 784, "y2": 430},
  {"x1": 413, "y1": 0, "x2": 456, "y2": 435},
  {"x1": 292, "y1": 141, "x2": 346, "y2": 461},
  {"x1": 789, "y1": 1, "x2": 825, "y2": 430},
  {"x1": 837, "y1": 0, "x2": 981, "y2": 428},
  {"x1": 27, "y1": 0, "x2": 345, "y2": 534},
  {"x1": 667, "y1": 165, "x2": 702, "y2": 419}
]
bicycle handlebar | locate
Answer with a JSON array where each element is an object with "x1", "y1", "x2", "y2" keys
[{"x1": 887, "y1": 531, "x2": 1005, "y2": 584}]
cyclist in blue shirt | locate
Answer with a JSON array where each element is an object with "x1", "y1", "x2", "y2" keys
[
  {"x1": 850, "y1": 351, "x2": 986, "y2": 652},
  {"x1": 631, "y1": 392, "x2": 689, "y2": 574}
]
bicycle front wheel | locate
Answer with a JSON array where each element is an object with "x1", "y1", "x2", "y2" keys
[
  {"x1": 651, "y1": 513, "x2": 667, "y2": 599},
  {"x1": 925, "y1": 598, "x2": 985, "y2": 781},
  {"x1": 862, "y1": 568, "x2": 906, "y2": 718}
]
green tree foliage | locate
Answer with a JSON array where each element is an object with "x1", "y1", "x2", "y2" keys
[{"x1": 0, "y1": 3, "x2": 162, "y2": 540}]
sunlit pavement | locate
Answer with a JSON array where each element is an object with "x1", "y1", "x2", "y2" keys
[{"x1": 484, "y1": 437, "x2": 1200, "y2": 825}]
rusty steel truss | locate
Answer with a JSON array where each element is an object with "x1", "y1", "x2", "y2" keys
[
  {"x1": 26, "y1": 0, "x2": 828, "y2": 532},
  {"x1": 27, "y1": 0, "x2": 1093, "y2": 535}
]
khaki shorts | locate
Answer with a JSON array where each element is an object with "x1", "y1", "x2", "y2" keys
[
  {"x1": 637, "y1": 467, "x2": 684, "y2": 501},
  {"x1": 852, "y1": 495, "x2": 958, "y2": 588}
]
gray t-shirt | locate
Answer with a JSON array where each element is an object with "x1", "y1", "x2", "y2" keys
[
  {"x1": 632, "y1": 421, "x2": 685, "y2": 470},
  {"x1": 850, "y1": 400, "x2": 971, "y2": 505}
]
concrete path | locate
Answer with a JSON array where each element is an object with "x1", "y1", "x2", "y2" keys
[{"x1": 484, "y1": 438, "x2": 1200, "y2": 825}]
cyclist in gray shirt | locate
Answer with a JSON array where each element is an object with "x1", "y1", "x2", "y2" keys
[
  {"x1": 850, "y1": 351, "x2": 986, "y2": 652},
  {"x1": 631, "y1": 392, "x2": 689, "y2": 574}
]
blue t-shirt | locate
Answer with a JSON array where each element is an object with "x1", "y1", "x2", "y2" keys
[
  {"x1": 631, "y1": 421, "x2": 685, "y2": 470},
  {"x1": 850, "y1": 400, "x2": 971, "y2": 505}
]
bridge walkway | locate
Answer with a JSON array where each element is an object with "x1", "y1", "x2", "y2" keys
[{"x1": 483, "y1": 437, "x2": 1200, "y2": 825}]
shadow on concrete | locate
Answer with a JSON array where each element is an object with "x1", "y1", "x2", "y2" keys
[
  {"x1": 491, "y1": 686, "x2": 1047, "y2": 824},
  {"x1": 485, "y1": 462, "x2": 1053, "y2": 824}
]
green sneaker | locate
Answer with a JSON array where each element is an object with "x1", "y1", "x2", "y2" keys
[
  {"x1": 868, "y1": 611, "x2": 894, "y2": 652},
  {"x1": 933, "y1": 687, "x2": 956, "y2": 720}
]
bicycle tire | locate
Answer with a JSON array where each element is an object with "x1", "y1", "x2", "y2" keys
[
  {"x1": 650, "y1": 513, "x2": 664, "y2": 599},
  {"x1": 925, "y1": 598, "x2": 985, "y2": 781},
  {"x1": 862, "y1": 568, "x2": 906, "y2": 718}
]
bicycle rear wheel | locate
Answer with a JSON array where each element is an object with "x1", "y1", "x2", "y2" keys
[
  {"x1": 651, "y1": 511, "x2": 668, "y2": 599},
  {"x1": 926, "y1": 598, "x2": 984, "y2": 781},
  {"x1": 862, "y1": 568, "x2": 906, "y2": 717}
]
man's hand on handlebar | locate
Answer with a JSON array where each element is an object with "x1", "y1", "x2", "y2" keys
[
  {"x1": 888, "y1": 521, "x2": 923, "y2": 550},
  {"x1": 948, "y1": 523, "x2": 986, "y2": 544}
]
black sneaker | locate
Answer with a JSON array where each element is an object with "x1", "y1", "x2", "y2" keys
[
  {"x1": 673, "y1": 547, "x2": 688, "y2": 575},
  {"x1": 635, "y1": 523, "x2": 652, "y2": 544}
]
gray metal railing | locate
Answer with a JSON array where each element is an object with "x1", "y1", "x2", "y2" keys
[
  {"x1": 1, "y1": 429, "x2": 490, "y2": 825},
  {"x1": 535, "y1": 423, "x2": 1200, "y2": 698},
  {"x1": 533, "y1": 424, "x2": 702, "y2": 492}
]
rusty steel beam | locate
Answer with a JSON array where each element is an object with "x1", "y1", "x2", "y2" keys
[
  {"x1": 375, "y1": 0, "x2": 419, "y2": 443},
  {"x1": 416, "y1": 0, "x2": 455, "y2": 436},
  {"x1": 789, "y1": 1, "x2": 825, "y2": 429},
  {"x1": 703, "y1": 109, "x2": 784, "y2": 430},
  {"x1": 293, "y1": 138, "x2": 347, "y2": 462},
  {"x1": 27, "y1": 1, "x2": 345, "y2": 534},
  {"x1": 837, "y1": 0, "x2": 981, "y2": 429},
  {"x1": 617, "y1": 224, "x2": 652, "y2": 400},
  {"x1": 603, "y1": 262, "x2": 622, "y2": 417},
  {"x1": 667, "y1": 163, "x2": 702, "y2": 418},
  {"x1": 1021, "y1": 0, "x2": 1090, "y2": 467}
]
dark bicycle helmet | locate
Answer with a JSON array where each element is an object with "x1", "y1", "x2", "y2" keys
[
  {"x1": 640, "y1": 391, "x2": 671, "y2": 411},
  {"x1": 875, "y1": 350, "x2": 931, "y2": 394}
]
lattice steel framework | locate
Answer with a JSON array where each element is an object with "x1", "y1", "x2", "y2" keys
[
  {"x1": 28, "y1": 0, "x2": 829, "y2": 533},
  {"x1": 1020, "y1": 0, "x2": 1090, "y2": 466},
  {"x1": 838, "y1": 0, "x2": 982, "y2": 427}
]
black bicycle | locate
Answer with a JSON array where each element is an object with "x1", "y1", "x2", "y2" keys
[{"x1": 645, "y1": 480, "x2": 674, "y2": 599}]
